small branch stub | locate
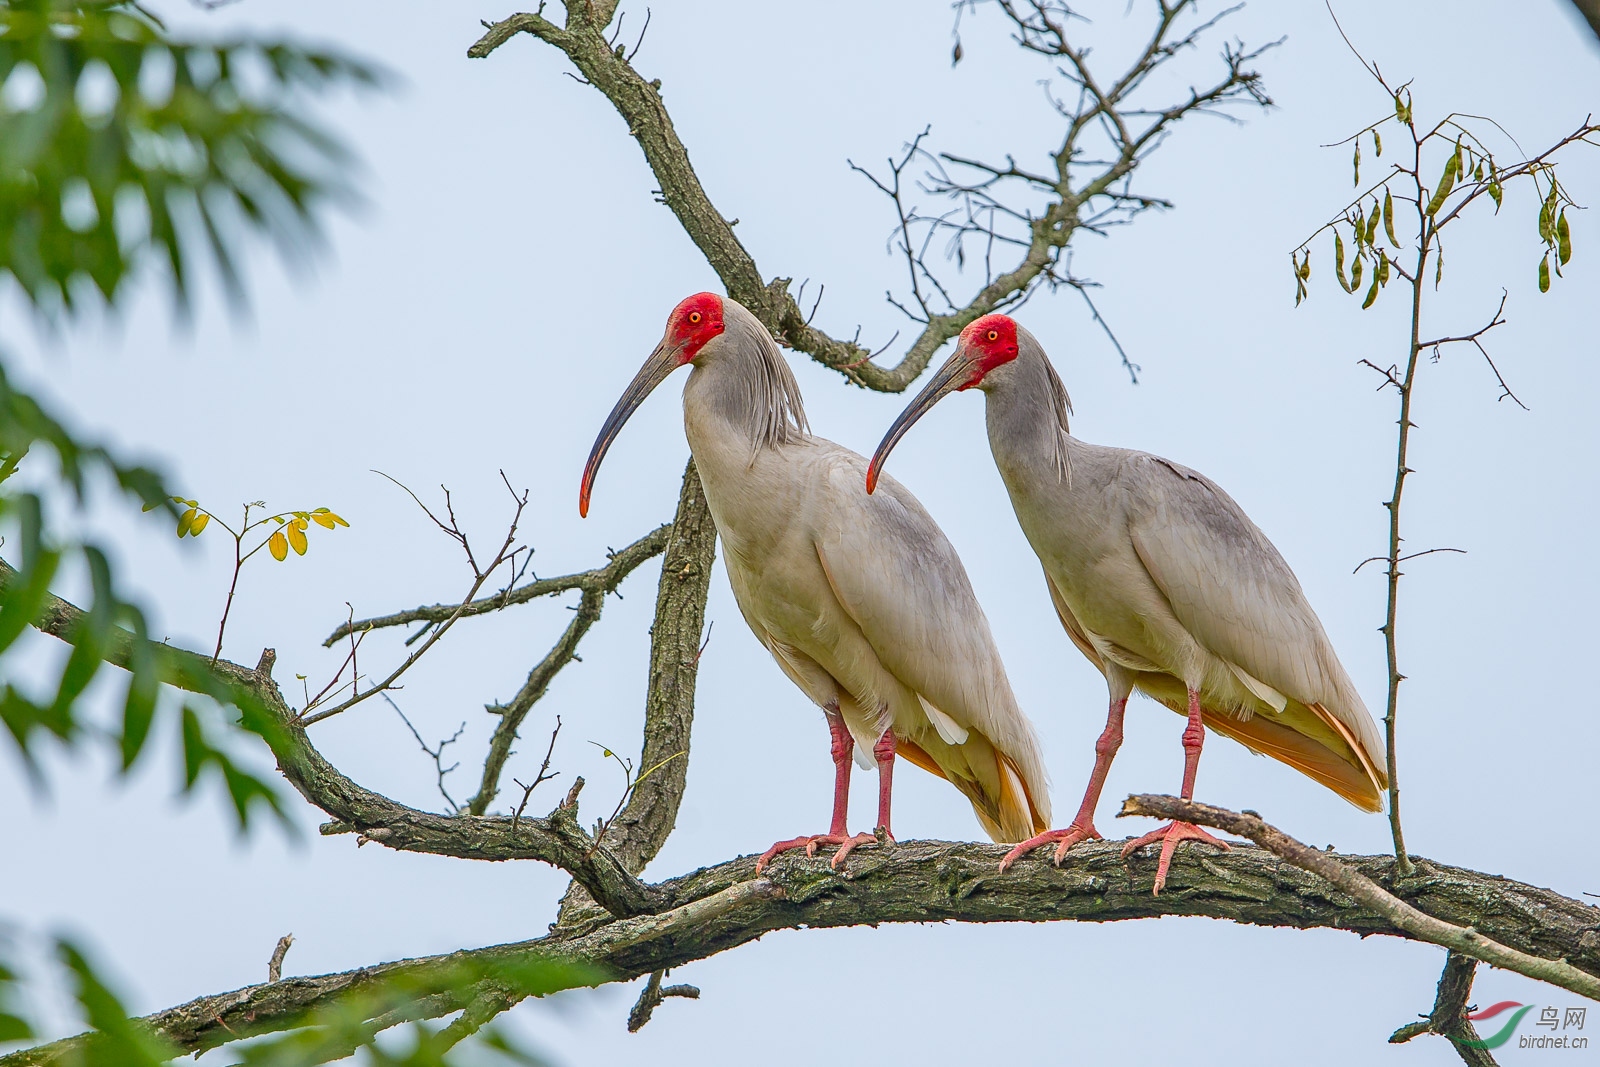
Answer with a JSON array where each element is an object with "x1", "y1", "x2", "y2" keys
[{"x1": 267, "y1": 934, "x2": 294, "y2": 984}]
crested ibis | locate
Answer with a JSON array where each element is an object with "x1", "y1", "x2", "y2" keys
[
  {"x1": 868, "y1": 314, "x2": 1386, "y2": 893},
  {"x1": 580, "y1": 295, "x2": 1051, "y2": 871}
]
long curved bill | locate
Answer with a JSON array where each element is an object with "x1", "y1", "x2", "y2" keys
[
  {"x1": 579, "y1": 339, "x2": 685, "y2": 517},
  {"x1": 866, "y1": 347, "x2": 975, "y2": 494}
]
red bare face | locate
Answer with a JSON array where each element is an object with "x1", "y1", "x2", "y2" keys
[
  {"x1": 957, "y1": 314, "x2": 1021, "y2": 388},
  {"x1": 665, "y1": 292, "x2": 727, "y2": 362}
]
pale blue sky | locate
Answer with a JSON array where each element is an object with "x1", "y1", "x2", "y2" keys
[{"x1": 3, "y1": 2, "x2": 1598, "y2": 1064}]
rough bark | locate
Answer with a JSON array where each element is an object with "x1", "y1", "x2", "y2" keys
[
  {"x1": 6, "y1": 836, "x2": 1596, "y2": 1065},
  {"x1": 604, "y1": 461, "x2": 715, "y2": 872}
]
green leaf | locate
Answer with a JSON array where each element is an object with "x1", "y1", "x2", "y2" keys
[
  {"x1": 176, "y1": 507, "x2": 197, "y2": 537},
  {"x1": 1383, "y1": 188, "x2": 1398, "y2": 245},
  {"x1": 0, "y1": 497, "x2": 61, "y2": 653},
  {"x1": 1539, "y1": 253, "x2": 1551, "y2": 292},
  {"x1": 56, "y1": 941, "x2": 175, "y2": 1067},
  {"x1": 190, "y1": 512, "x2": 210, "y2": 536},
  {"x1": 0, "y1": 4, "x2": 386, "y2": 317}
]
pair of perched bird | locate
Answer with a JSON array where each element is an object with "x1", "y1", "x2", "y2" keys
[{"x1": 580, "y1": 293, "x2": 1386, "y2": 893}]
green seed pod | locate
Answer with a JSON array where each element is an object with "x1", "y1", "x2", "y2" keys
[{"x1": 1425, "y1": 155, "x2": 1458, "y2": 217}]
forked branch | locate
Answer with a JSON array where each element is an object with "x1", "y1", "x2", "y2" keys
[{"x1": 468, "y1": 0, "x2": 1274, "y2": 390}]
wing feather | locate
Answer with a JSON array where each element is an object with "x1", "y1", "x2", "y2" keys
[
  {"x1": 1122, "y1": 453, "x2": 1384, "y2": 778},
  {"x1": 811, "y1": 449, "x2": 1051, "y2": 830}
]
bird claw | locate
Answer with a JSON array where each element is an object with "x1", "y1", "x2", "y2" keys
[
  {"x1": 1120, "y1": 820, "x2": 1229, "y2": 895},
  {"x1": 755, "y1": 831, "x2": 880, "y2": 874},
  {"x1": 997, "y1": 822, "x2": 1103, "y2": 873},
  {"x1": 827, "y1": 831, "x2": 880, "y2": 869}
]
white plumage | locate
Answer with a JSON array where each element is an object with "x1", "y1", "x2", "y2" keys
[
  {"x1": 581, "y1": 295, "x2": 1050, "y2": 870},
  {"x1": 869, "y1": 313, "x2": 1385, "y2": 891}
]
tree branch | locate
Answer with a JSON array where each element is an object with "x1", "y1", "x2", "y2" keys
[
  {"x1": 1121, "y1": 794, "x2": 1600, "y2": 1001},
  {"x1": 0, "y1": 569, "x2": 667, "y2": 920},
  {"x1": 462, "y1": 524, "x2": 673, "y2": 814},
  {"x1": 466, "y1": 1, "x2": 1271, "y2": 391},
  {"x1": 9, "y1": 831, "x2": 1597, "y2": 1064},
  {"x1": 323, "y1": 523, "x2": 670, "y2": 646},
  {"x1": 1390, "y1": 951, "x2": 1498, "y2": 1066}
]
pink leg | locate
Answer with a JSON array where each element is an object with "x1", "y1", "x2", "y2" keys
[
  {"x1": 1000, "y1": 697, "x2": 1125, "y2": 872},
  {"x1": 1120, "y1": 687, "x2": 1229, "y2": 894},
  {"x1": 756, "y1": 708, "x2": 869, "y2": 873}
]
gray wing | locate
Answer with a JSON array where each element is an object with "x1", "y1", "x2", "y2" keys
[
  {"x1": 810, "y1": 449, "x2": 1048, "y2": 793},
  {"x1": 1122, "y1": 453, "x2": 1367, "y2": 723}
]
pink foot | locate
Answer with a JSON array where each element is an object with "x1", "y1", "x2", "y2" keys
[
  {"x1": 998, "y1": 821, "x2": 1103, "y2": 873},
  {"x1": 1120, "y1": 820, "x2": 1229, "y2": 895},
  {"x1": 755, "y1": 831, "x2": 881, "y2": 874}
]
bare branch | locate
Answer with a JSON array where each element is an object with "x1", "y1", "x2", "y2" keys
[
  {"x1": 1390, "y1": 951, "x2": 1498, "y2": 1067},
  {"x1": 1120, "y1": 794, "x2": 1600, "y2": 1001},
  {"x1": 627, "y1": 969, "x2": 699, "y2": 1032},
  {"x1": 11, "y1": 830, "x2": 1598, "y2": 1064},
  {"x1": 384, "y1": 693, "x2": 466, "y2": 813},
  {"x1": 468, "y1": 1, "x2": 1274, "y2": 390},
  {"x1": 300, "y1": 478, "x2": 531, "y2": 725},
  {"x1": 266, "y1": 934, "x2": 294, "y2": 984},
  {"x1": 326, "y1": 523, "x2": 671, "y2": 645}
]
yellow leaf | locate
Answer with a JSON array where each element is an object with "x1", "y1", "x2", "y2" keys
[
  {"x1": 312, "y1": 513, "x2": 337, "y2": 529},
  {"x1": 287, "y1": 523, "x2": 308, "y2": 555},
  {"x1": 176, "y1": 508, "x2": 197, "y2": 537},
  {"x1": 190, "y1": 512, "x2": 210, "y2": 536},
  {"x1": 268, "y1": 531, "x2": 289, "y2": 561},
  {"x1": 330, "y1": 513, "x2": 349, "y2": 527}
]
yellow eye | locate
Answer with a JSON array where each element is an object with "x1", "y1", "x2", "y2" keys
[
  {"x1": 689, "y1": 311, "x2": 702, "y2": 324},
  {"x1": 986, "y1": 329, "x2": 999, "y2": 342}
]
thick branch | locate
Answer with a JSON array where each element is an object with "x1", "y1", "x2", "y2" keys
[
  {"x1": 3, "y1": 570, "x2": 665, "y2": 919},
  {"x1": 602, "y1": 460, "x2": 715, "y2": 872},
  {"x1": 11, "y1": 833, "x2": 1598, "y2": 1064}
]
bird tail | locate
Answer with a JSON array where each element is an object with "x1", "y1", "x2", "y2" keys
[
  {"x1": 897, "y1": 733, "x2": 1051, "y2": 843},
  {"x1": 1196, "y1": 699, "x2": 1387, "y2": 812}
]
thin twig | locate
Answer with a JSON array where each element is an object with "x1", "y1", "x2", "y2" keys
[
  {"x1": 384, "y1": 693, "x2": 466, "y2": 814},
  {"x1": 511, "y1": 717, "x2": 563, "y2": 833},
  {"x1": 301, "y1": 475, "x2": 529, "y2": 726}
]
